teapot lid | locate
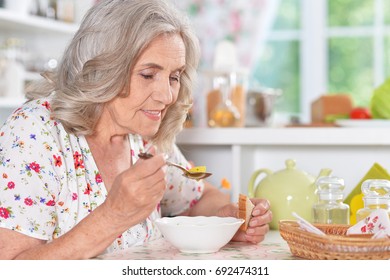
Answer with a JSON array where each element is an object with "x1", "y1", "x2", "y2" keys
[{"x1": 272, "y1": 159, "x2": 314, "y2": 183}]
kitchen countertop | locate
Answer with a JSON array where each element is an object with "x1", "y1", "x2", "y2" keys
[{"x1": 97, "y1": 230, "x2": 296, "y2": 260}]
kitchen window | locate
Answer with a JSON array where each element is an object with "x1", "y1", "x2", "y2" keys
[
  {"x1": 255, "y1": 0, "x2": 390, "y2": 122},
  {"x1": 177, "y1": 0, "x2": 390, "y2": 124}
]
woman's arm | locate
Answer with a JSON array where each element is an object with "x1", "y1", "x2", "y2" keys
[
  {"x1": 0, "y1": 154, "x2": 167, "y2": 260},
  {"x1": 0, "y1": 204, "x2": 120, "y2": 259}
]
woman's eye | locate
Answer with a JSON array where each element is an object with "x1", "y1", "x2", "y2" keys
[
  {"x1": 170, "y1": 76, "x2": 179, "y2": 83},
  {"x1": 170, "y1": 75, "x2": 180, "y2": 83},
  {"x1": 140, "y1": 74, "x2": 154, "y2": 80}
]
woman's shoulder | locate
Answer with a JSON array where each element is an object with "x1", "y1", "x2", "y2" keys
[
  {"x1": 3, "y1": 98, "x2": 57, "y2": 129},
  {"x1": 8, "y1": 99, "x2": 52, "y2": 122},
  {"x1": 18, "y1": 98, "x2": 52, "y2": 115}
]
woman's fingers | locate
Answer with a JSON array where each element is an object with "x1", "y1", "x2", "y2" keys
[
  {"x1": 102, "y1": 153, "x2": 167, "y2": 227},
  {"x1": 249, "y1": 208, "x2": 273, "y2": 228},
  {"x1": 130, "y1": 153, "x2": 166, "y2": 182},
  {"x1": 228, "y1": 198, "x2": 273, "y2": 244},
  {"x1": 244, "y1": 225, "x2": 269, "y2": 243}
]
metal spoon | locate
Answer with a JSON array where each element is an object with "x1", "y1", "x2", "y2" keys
[{"x1": 138, "y1": 152, "x2": 212, "y2": 181}]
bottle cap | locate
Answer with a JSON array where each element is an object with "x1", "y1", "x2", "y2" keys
[
  {"x1": 316, "y1": 176, "x2": 345, "y2": 200},
  {"x1": 361, "y1": 179, "x2": 390, "y2": 206},
  {"x1": 361, "y1": 179, "x2": 390, "y2": 197}
]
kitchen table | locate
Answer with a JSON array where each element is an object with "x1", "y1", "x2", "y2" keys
[{"x1": 97, "y1": 230, "x2": 296, "y2": 260}]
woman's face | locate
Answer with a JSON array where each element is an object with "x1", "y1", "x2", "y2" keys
[{"x1": 105, "y1": 33, "x2": 186, "y2": 137}]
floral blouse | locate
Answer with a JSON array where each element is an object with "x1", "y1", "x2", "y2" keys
[{"x1": 0, "y1": 99, "x2": 204, "y2": 254}]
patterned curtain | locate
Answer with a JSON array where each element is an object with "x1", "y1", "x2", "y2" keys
[{"x1": 174, "y1": 0, "x2": 277, "y2": 71}]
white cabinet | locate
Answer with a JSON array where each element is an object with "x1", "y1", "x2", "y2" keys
[
  {"x1": 0, "y1": 8, "x2": 78, "y2": 123},
  {"x1": 176, "y1": 127, "x2": 390, "y2": 202}
]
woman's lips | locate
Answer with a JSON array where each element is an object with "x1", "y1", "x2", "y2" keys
[{"x1": 142, "y1": 109, "x2": 162, "y2": 121}]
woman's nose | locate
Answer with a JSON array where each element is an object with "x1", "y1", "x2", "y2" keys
[{"x1": 153, "y1": 79, "x2": 173, "y2": 104}]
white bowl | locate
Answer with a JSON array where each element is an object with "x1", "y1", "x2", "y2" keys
[{"x1": 155, "y1": 216, "x2": 244, "y2": 253}]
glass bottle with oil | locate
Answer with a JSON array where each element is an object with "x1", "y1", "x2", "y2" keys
[
  {"x1": 356, "y1": 179, "x2": 390, "y2": 222},
  {"x1": 312, "y1": 176, "x2": 350, "y2": 224},
  {"x1": 208, "y1": 72, "x2": 241, "y2": 127},
  {"x1": 205, "y1": 40, "x2": 247, "y2": 128}
]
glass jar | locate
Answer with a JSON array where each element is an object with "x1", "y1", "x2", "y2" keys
[
  {"x1": 356, "y1": 179, "x2": 390, "y2": 222},
  {"x1": 204, "y1": 69, "x2": 248, "y2": 128},
  {"x1": 312, "y1": 176, "x2": 350, "y2": 224}
]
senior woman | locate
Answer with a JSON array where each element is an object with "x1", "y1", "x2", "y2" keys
[{"x1": 0, "y1": 0, "x2": 272, "y2": 259}]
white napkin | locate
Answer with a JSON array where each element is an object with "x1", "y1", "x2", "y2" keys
[
  {"x1": 346, "y1": 209, "x2": 390, "y2": 239},
  {"x1": 292, "y1": 212, "x2": 326, "y2": 236}
]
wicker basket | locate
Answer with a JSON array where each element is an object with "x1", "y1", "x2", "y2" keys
[{"x1": 279, "y1": 220, "x2": 390, "y2": 260}]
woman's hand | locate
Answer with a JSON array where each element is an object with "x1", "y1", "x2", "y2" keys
[
  {"x1": 217, "y1": 198, "x2": 272, "y2": 244},
  {"x1": 101, "y1": 152, "x2": 167, "y2": 230},
  {"x1": 184, "y1": 182, "x2": 272, "y2": 244}
]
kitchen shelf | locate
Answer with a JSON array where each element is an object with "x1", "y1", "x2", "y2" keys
[
  {"x1": 0, "y1": 8, "x2": 78, "y2": 35},
  {"x1": 0, "y1": 8, "x2": 78, "y2": 121}
]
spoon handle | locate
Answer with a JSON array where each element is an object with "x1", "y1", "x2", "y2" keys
[
  {"x1": 166, "y1": 161, "x2": 189, "y2": 173},
  {"x1": 139, "y1": 152, "x2": 188, "y2": 172}
]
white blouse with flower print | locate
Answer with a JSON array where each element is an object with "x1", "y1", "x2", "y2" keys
[{"x1": 0, "y1": 99, "x2": 204, "y2": 254}]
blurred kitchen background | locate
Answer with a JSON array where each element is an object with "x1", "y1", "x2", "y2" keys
[
  {"x1": 176, "y1": 0, "x2": 390, "y2": 128},
  {"x1": 0, "y1": 0, "x2": 97, "y2": 121},
  {"x1": 1, "y1": 0, "x2": 390, "y2": 210},
  {"x1": 2, "y1": 0, "x2": 390, "y2": 126}
]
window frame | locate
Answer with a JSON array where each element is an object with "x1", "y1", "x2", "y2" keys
[{"x1": 270, "y1": 0, "x2": 387, "y2": 122}]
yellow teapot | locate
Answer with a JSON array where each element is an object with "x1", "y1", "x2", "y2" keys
[{"x1": 248, "y1": 159, "x2": 332, "y2": 229}]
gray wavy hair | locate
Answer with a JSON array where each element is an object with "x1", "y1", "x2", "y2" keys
[{"x1": 26, "y1": 0, "x2": 200, "y2": 152}]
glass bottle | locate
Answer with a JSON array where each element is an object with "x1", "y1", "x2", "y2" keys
[
  {"x1": 312, "y1": 176, "x2": 350, "y2": 224},
  {"x1": 206, "y1": 40, "x2": 247, "y2": 128},
  {"x1": 356, "y1": 179, "x2": 390, "y2": 222},
  {"x1": 208, "y1": 72, "x2": 241, "y2": 127}
]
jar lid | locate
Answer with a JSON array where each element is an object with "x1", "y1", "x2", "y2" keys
[
  {"x1": 316, "y1": 176, "x2": 345, "y2": 200},
  {"x1": 361, "y1": 179, "x2": 390, "y2": 198}
]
